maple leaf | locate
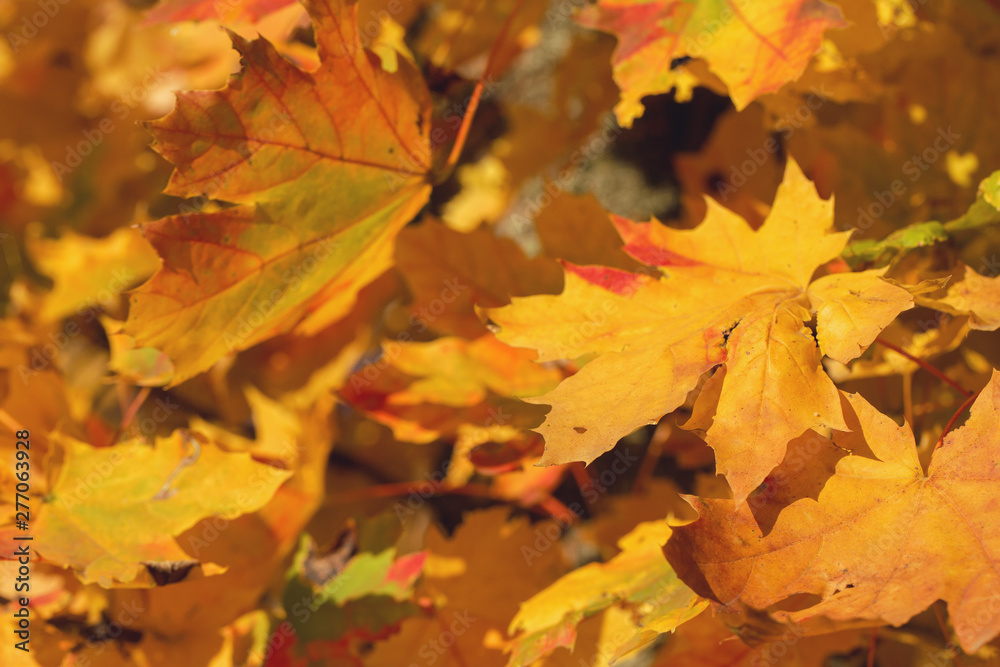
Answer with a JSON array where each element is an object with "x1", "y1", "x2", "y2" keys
[
  {"x1": 576, "y1": 0, "x2": 846, "y2": 126},
  {"x1": 492, "y1": 159, "x2": 916, "y2": 504},
  {"x1": 666, "y1": 372, "x2": 1000, "y2": 653},
  {"x1": 125, "y1": 0, "x2": 432, "y2": 385},
  {"x1": 34, "y1": 431, "x2": 291, "y2": 586},
  {"x1": 506, "y1": 520, "x2": 706, "y2": 666},
  {"x1": 82, "y1": 397, "x2": 338, "y2": 663}
]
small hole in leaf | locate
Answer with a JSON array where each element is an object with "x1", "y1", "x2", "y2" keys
[{"x1": 573, "y1": 427, "x2": 587, "y2": 434}]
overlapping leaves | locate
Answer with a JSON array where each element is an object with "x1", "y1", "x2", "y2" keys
[
  {"x1": 667, "y1": 373, "x2": 1000, "y2": 653},
  {"x1": 493, "y1": 159, "x2": 916, "y2": 504}
]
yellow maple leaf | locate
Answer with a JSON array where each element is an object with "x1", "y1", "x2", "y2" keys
[{"x1": 492, "y1": 160, "x2": 915, "y2": 505}]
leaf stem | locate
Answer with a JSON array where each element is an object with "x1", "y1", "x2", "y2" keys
[
  {"x1": 537, "y1": 495, "x2": 579, "y2": 524},
  {"x1": 932, "y1": 602, "x2": 963, "y2": 667},
  {"x1": 569, "y1": 462, "x2": 597, "y2": 514},
  {"x1": 111, "y1": 385, "x2": 152, "y2": 445},
  {"x1": 936, "y1": 389, "x2": 980, "y2": 449},
  {"x1": 440, "y1": 0, "x2": 530, "y2": 179},
  {"x1": 874, "y1": 338, "x2": 973, "y2": 398}
]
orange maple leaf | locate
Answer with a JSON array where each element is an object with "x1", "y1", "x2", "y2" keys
[
  {"x1": 577, "y1": 0, "x2": 845, "y2": 126},
  {"x1": 666, "y1": 372, "x2": 1000, "y2": 653},
  {"x1": 126, "y1": 0, "x2": 432, "y2": 385}
]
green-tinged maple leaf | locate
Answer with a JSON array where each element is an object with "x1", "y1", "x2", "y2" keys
[
  {"x1": 125, "y1": 0, "x2": 432, "y2": 385},
  {"x1": 842, "y1": 169, "x2": 1000, "y2": 266},
  {"x1": 981, "y1": 170, "x2": 1000, "y2": 209},
  {"x1": 34, "y1": 431, "x2": 291, "y2": 587},
  {"x1": 506, "y1": 520, "x2": 706, "y2": 667},
  {"x1": 577, "y1": 0, "x2": 845, "y2": 126},
  {"x1": 666, "y1": 372, "x2": 1000, "y2": 654},
  {"x1": 104, "y1": 317, "x2": 176, "y2": 386},
  {"x1": 276, "y1": 529, "x2": 425, "y2": 656},
  {"x1": 286, "y1": 537, "x2": 426, "y2": 605},
  {"x1": 491, "y1": 159, "x2": 918, "y2": 505},
  {"x1": 842, "y1": 221, "x2": 949, "y2": 267}
]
